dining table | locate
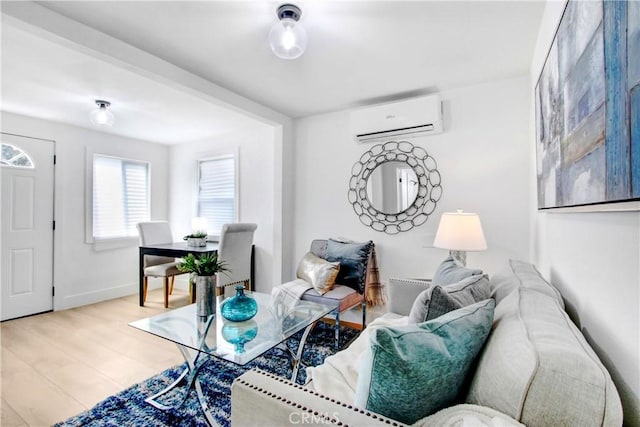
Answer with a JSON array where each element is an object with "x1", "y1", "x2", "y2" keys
[{"x1": 138, "y1": 241, "x2": 219, "y2": 306}]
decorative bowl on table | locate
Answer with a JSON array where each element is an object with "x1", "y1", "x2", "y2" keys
[{"x1": 184, "y1": 233, "x2": 207, "y2": 247}]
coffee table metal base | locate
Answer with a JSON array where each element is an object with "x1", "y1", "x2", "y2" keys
[
  {"x1": 145, "y1": 315, "x2": 218, "y2": 425},
  {"x1": 144, "y1": 318, "x2": 321, "y2": 426},
  {"x1": 285, "y1": 320, "x2": 317, "y2": 383},
  {"x1": 145, "y1": 346, "x2": 218, "y2": 425}
]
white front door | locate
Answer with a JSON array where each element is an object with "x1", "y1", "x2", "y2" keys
[{"x1": 1, "y1": 133, "x2": 54, "y2": 321}]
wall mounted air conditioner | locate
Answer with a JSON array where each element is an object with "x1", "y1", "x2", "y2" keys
[{"x1": 350, "y1": 94, "x2": 443, "y2": 143}]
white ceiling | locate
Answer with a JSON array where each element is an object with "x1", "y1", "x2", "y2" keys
[
  {"x1": 1, "y1": 1, "x2": 545, "y2": 144},
  {"x1": 0, "y1": 23, "x2": 263, "y2": 144}
]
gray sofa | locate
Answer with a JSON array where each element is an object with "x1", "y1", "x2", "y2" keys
[{"x1": 231, "y1": 260, "x2": 623, "y2": 426}]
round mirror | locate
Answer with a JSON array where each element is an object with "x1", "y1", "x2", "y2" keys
[
  {"x1": 366, "y1": 161, "x2": 418, "y2": 214},
  {"x1": 348, "y1": 141, "x2": 442, "y2": 235}
]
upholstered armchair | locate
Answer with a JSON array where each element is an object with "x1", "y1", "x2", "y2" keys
[{"x1": 298, "y1": 239, "x2": 381, "y2": 350}]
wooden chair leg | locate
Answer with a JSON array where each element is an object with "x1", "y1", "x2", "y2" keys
[
  {"x1": 143, "y1": 276, "x2": 149, "y2": 303},
  {"x1": 163, "y1": 276, "x2": 169, "y2": 308},
  {"x1": 169, "y1": 276, "x2": 175, "y2": 295}
]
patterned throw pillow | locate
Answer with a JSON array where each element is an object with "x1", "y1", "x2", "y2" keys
[
  {"x1": 408, "y1": 274, "x2": 490, "y2": 323},
  {"x1": 354, "y1": 299, "x2": 496, "y2": 425},
  {"x1": 325, "y1": 239, "x2": 372, "y2": 293},
  {"x1": 296, "y1": 252, "x2": 340, "y2": 294},
  {"x1": 432, "y1": 256, "x2": 483, "y2": 286}
]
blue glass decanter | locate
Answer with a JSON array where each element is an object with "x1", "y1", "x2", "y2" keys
[{"x1": 221, "y1": 285, "x2": 258, "y2": 322}]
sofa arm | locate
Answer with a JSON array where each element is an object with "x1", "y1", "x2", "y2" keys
[
  {"x1": 387, "y1": 278, "x2": 432, "y2": 316},
  {"x1": 231, "y1": 369, "x2": 407, "y2": 427}
]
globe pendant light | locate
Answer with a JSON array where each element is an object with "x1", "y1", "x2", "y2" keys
[
  {"x1": 90, "y1": 100, "x2": 115, "y2": 126},
  {"x1": 269, "y1": 4, "x2": 307, "y2": 60}
]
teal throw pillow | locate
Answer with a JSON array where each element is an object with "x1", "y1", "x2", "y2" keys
[
  {"x1": 409, "y1": 274, "x2": 490, "y2": 323},
  {"x1": 432, "y1": 256, "x2": 482, "y2": 286},
  {"x1": 354, "y1": 299, "x2": 496, "y2": 425},
  {"x1": 325, "y1": 239, "x2": 372, "y2": 293}
]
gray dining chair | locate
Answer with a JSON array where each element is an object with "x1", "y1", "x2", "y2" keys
[
  {"x1": 137, "y1": 221, "x2": 185, "y2": 308},
  {"x1": 216, "y1": 223, "x2": 257, "y2": 298}
]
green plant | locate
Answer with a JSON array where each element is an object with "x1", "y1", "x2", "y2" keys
[
  {"x1": 177, "y1": 253, "x2": 229, "y2": 276},
  {"x1": 183, "y1": 232, "x2": 207, "y2": 240}
]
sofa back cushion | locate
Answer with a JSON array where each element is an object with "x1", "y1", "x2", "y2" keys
[
  {"x1": 508, "y1": 259, "x2": 564, "y2": 307},
  {"x1": 466, "y1": 261, "x2": 622, "y2": 427}
]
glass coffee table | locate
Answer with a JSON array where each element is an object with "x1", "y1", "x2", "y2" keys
[{"x1": 129, "y1": 291, "x2": 334, "y2": 426}]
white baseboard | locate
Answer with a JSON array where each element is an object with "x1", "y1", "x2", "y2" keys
[
  {"x1": 53, "y1": 276, "x2": 192, "y2": 311},
  {"x1": 54, "y1": 282, "x2": 137, "y2": 311}
]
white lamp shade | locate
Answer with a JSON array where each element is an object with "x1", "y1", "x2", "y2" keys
[
  {"x1": 433, "y1": 210, "x2": 487, "y2": 251},
  {"x1": 191, "y1": 217, "x2": 208, "y2": 234},
  {"x1": 269, "y1": 18, "x2": 307, "y2": 59}
]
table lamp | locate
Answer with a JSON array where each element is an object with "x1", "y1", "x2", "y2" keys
[{"x1": 433, "y1": 209, "x2": 487, "y2": 266}]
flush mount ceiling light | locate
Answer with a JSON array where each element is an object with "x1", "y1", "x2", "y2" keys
[
  {"x1": 269, "y1": 4, "x2": 307, "y2": 60},
  {"x1": 90, "y1": 100, "x2": 115, "y2": 126}
]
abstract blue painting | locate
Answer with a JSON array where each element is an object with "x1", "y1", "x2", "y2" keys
[
  {"x1": 630, "y1": 1, "x2": 640, "y2": 198},
  {"x1": 535, "y1": 0, "x2": 639, "y2": 209}
]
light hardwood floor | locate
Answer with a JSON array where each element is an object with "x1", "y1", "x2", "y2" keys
[
  {"x1": 1, "y1": 288, "x2": 385, "y2": 426},
  {"x1": 1, "y1": 288, "x2": 191, "y2": 427}
]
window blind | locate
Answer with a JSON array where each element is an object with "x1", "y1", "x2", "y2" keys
[
  {"x1": 93, "y1": 155, "x2": 149, "y2": 240},
  {"x1": 198, "y1": 156, "x2": 235, "y2": 234}
]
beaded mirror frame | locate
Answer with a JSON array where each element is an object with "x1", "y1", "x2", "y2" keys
[{"x1": 348, "y1": 141, "x2": 442, "y2": 234}]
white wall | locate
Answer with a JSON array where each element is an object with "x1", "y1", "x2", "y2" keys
[
  {"x1": 292, "y1": 76, "x2": 531, "y2": 283},
  {"x1": 530, "y1": 2, "x2": 640, "y2": 423},
  {"x1": 168, "y1": 125, "x2": 276, "y2": 293},
  {"x1": 1, "y1": 111, "x2": 170, "y2": 309},
  {"x1": 1, "y1": 1, "x2": 296, "y2": 292}
]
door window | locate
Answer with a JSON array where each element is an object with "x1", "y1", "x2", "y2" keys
[{"x1": 1, "y1": 143, "x2": 34, "y2": 168}]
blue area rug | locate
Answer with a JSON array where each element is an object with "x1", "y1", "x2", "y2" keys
[{"x1": 55, "y1": 322, "x2": 358, "y2": 427}]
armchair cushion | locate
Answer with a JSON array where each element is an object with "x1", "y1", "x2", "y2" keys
[
  {"x1": 296, "y1": 252, "x2": 340, "y2": 294},
  {"x1": 432, "y1": 256, "x2": 483, "y2": 286},
  {"x1": 326, "y1": 239, "x2": 372, "y2": 293},
  {"x1": 300, "y1": 285, "x2": 362, "y2": 312},
  {"x1": 354, "y1": 299, "x2": 496, "y2": 425},
  {"x1": 408, "y1": 274, "x2": 490, "y2": 323}
]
